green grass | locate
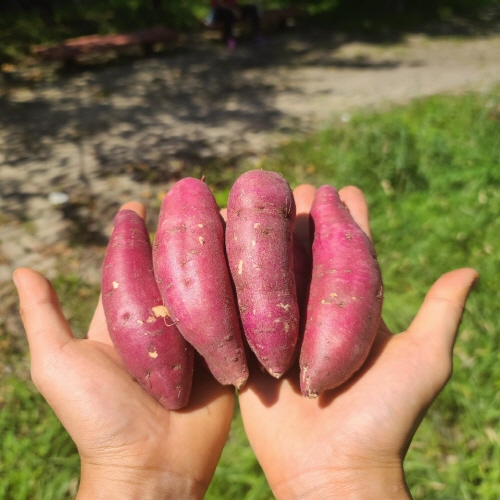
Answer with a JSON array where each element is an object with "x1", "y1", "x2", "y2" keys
[
  {"x1": 1, "y1": 87, "x2": 500, "y2": 498},
  {"x1": 0, "y1": 377, "x2": 79, "y2": 500},
  {"x1": 206, "y1": 404, "x2": 273, "y2": 500}
]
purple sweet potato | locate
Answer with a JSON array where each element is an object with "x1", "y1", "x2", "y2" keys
[
  {"x1": 153, "y1": 178, "x2": 249, "y2": 389},
  {"x1": 226, "y1": 170, "x2": 299, "y2": 378},
  {"x1": 102, "y1": 209, "x2": 194, "y2": 410},
  {"x1": 299, "y1": 186, "x2": 383, "y2": 398}
]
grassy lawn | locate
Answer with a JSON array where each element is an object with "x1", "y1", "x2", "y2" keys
[{"x1": 1, "y1": 86, "x2": 500, "y2": 499}]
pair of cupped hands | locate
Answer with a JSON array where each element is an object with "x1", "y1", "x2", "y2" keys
[{"x1": 13, "y1": 184, "x2": 478, "y2": 500}]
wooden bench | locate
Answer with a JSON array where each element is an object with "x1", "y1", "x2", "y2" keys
[
  {"x1": 31, "y1": 27, "x2": 178, "y2": 65},
  {"x1": 203, "y1": 7, "x2": 307, "y2": 33}
]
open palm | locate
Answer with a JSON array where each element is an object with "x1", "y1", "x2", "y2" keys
[
  {"x1": 238, "y1": 185, "x2": 478, "y2": 499},
  {"x1": 14, "y1": 202, "x2": 234, "y2": 500}
]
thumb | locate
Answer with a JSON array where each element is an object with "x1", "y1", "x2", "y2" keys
[
  {"x1": 404, "y1": 268, "x2": 479, "y2": 388},
  {"x1": 339, "y1": 185, "x2": 372, "y2": 240},
  {"x1": 13, "y1": 268, "x2": 74, "y2": 360}
]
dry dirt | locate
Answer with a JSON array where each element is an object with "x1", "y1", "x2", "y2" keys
[{"x1": 1, "y1": 26, "x2": 500, "y2": 338}]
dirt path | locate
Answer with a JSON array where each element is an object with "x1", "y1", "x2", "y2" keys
[{"x1": 1, "y1": 28, "x2": 500, "y2": 329}]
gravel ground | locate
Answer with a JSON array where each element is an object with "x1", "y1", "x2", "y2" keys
[{"x1": 1, "y1": 27, "x2": 500, "y2": 337}]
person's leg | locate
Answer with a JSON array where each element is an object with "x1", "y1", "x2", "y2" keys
[
  {"x1": 212, "y1": 7, "x2": 236, "y2": 43},
  {"x1": 239, "y1": 4, "x2": 261, "y2": 36}
]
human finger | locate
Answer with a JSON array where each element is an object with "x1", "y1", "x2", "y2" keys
[
  {"x1": 359, "y1": 268, "x2": 480, "y2": 439},
  {"x1": 293, "y1": 184, "x2": 315, "y2": 254},
  {"x1": 400, "y1": 268, "x2": 479, "y2": 396},
  {"x1": 220, "y1": 207, "x2": 227, "y2": 222},
  {"x1": 293, "y1": 184, "x2": 315, "y2": 215},
  {"x1": 406, "y1": 268, "x2": 479, "y2": 358},
  {"x1": 88, "y1": 201, "x2": 147, "y2": 344},
  {"x1": 119, "y1": 201, "x2": 147, "y2": 219},
  {"x1": 13, "y1": 267, "x2": 74, "y2": 359},
  {"x1": 86, "y1": 294, "x2": 109, "y2": 343},
  {"x1": 336, "y1": 186, "x2": 394, "y2": 335},
  {"x1": 338, "y1": 185, "x2": 372, "y2": 240}
]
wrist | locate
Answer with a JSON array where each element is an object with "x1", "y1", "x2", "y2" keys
[
  {"x1": 272, "y1": 463, "x2": 411, "y2": 500},
  {"x1": 77, "y1": 462, "x2": 205, "y2": 500}
]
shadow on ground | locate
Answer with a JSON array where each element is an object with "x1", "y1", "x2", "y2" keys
[
  {"x1": 0, "y1": 27, "x2": 405, "y2": 217},
  {"x1": 1, "y1": 17, "x2": 500, "y2": 250}
]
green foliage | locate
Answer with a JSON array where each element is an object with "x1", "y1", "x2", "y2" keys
[
  {"x1": 51, "y1": 274, "x2": 100, "y2": 339},
  {"x1": 0, "y1": 0, "x2": 316, "y2": 64},
  {"x1": 206, "y1": 405, "x2": 273, "y2": 499},
  {"x1": 0, "y1": 378, "x2": 79, "y2": 500},
  {"x1": 2, "y1": 0, "x2": 500, "y2": 63},
  {"x1": 0, "y1": 0, "x2": 205, "y2": 64},
  {"x1": 326, "y1": 0, "x2": 500, "y2": 22},
  {"x1": 300, "y1": 0, "x2": 500, "y2": 34}
]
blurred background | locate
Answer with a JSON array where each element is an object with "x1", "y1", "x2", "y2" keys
[{"x1": 1, "y1": 1, "x2": 500, "y2": 498}]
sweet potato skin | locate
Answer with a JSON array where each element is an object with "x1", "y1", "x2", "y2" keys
[
  {"x1": 101, "y1": 210, "x2": 194, "y2": 410},
  {"x1": 299, "y1": 186, "x2": 383, "y2": 397},
  {"x1": 153, "y1": 178, "x2": 248, "y2": 389},
  {"x1": 226, "y1": 170, "x2": 299, "y2": 378}
]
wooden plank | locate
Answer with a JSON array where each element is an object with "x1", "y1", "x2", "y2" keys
[{"x1": 32, "y1": 27, "x2": 178, "y2": 62}]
